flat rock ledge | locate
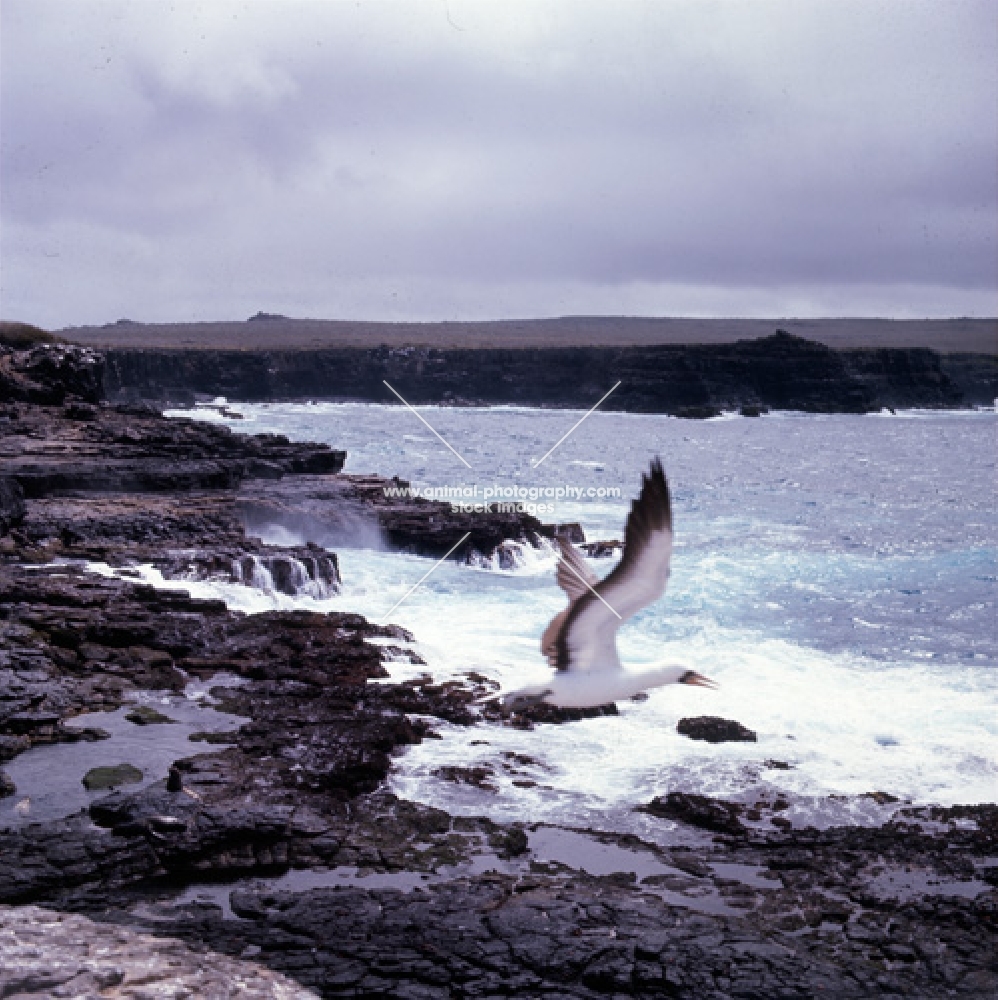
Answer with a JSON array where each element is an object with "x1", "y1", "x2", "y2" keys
[{"x1": 0, "y1": 904, "x2": 318, "y2": 999}]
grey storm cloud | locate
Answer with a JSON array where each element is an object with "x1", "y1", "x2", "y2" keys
[{"x1": 1, "y1": 0, "x2": 995, "y2": 327}]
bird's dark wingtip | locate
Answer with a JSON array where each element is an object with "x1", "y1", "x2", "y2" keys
[
  {"x1": 645, "y1": 457, "x2": 668, "y2": 496},
  {"x1": 645, "y1": 456, "x2": 671, "y2": 528}
]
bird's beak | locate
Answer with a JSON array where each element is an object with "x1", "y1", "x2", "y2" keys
[{"x1": 681, "y1": 670, "x2": 719, "y2": 690}]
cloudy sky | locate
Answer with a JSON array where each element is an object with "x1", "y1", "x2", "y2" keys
[{"x1": 2, "y1": 0, "x2": 995, "y2": 329}]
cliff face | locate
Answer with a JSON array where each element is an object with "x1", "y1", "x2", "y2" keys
[
  {"x1": 101, "y1": 332, "x2": 996, "y2": 413},
  {"x1": 0, "y1": 343, "x2": 548, "y2": 566}
]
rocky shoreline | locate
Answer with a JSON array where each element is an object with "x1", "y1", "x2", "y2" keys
[{"x1": 1, "y1": 342, "x2": 996, "y2": 998}]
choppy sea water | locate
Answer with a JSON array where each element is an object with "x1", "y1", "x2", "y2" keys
[{"x1": 158, "y1": 402, "x2": 996, "y2": 837}]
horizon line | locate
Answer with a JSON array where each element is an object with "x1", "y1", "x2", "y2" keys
[{"x1": 49, "y1": 313, "x2": 998, "y2": 332}]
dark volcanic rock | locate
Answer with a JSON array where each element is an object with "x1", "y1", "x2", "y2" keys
[
  {"x1": 0, "y1": 560, "x2": 488, "y2": 896},
  {"x1": 0, "y1": 567, "x2": 199, "y2": 754},
  {"x1": 675, "y1": 404, "x2": 722, "y2": 419},
  {"x1": 21, "y1": 492, "x2": 247, "y2": 564},
  {"x1": 239, "y1": 473, "x2": 554, "y2": 562},
  {"x1": 435, "y1": 764, "x2": 497, "y2": 791},
  {"x1": 82, "y1": 763, "x2": 144, "y2": 790},
  {"x1": 478, "y1": 698, "x2": 619, "y2": 729},
  {"x1": 0, "y1": 343, "x2": 104, "y2": 405},
  {"x1": 643, "y1": 792, "x2": 747, "y2": 836},
  {"x1": 3, "y1": 567, "x2": 997, "y2": 1000},
  {"x1": 580, "y1": 538, "x2": 621, "y2": 557},
  {"x1": 124, "y1": 705, "x2": 177, "y2": 726},
  {"x1": 555, "y1": 522, "x2": 586, "y2": 543},
  {"x1": 0, "y1": 476, "x2": 25, "y2": 535},
  {"x1": 42, "y1": 806, "x2": 992, "y2": 1000},
  {"x1": 13, "y1": 458, "x2": 246, "y2": 497},
  {"x1": 677, "y1": 715, "x2": 758, "y2": 743},
  {"x1": 158, "y1": 542, "x2": 340, "y2": 598},
  {"x1": 0, "y1": 557, "x2": 503, "y2": 897},
  {"x1": 939, "y1": 351, "x2": 998, "y2": 406},
  {"x1": 0, "y1": 387, "x2": 344, "y2": 501},
  {"x1": 2, "y1": 345, "x2": 544, "y2": 569}
]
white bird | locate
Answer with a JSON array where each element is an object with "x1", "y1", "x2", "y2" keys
[{"x1": 503, "y1": 458, "x2": 717, "y2": 710}]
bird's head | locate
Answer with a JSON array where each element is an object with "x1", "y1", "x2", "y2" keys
[
  {"x1": 677, "y1": 669, "x2": 719, "y2": 690},
  {"x1": 649, "y1": 665, "x2": 719, "y2": 690}
]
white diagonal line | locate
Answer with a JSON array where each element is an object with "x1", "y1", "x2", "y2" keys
[
  {"x1": 383, "y1": 381, "x2": 472, "y2": 469},
  {"x1": 558, "y1": 554, "x2": 622, "y2": 620},
  {"x1": 380, "y1": 532, "x2": 471, "y2": 622},
  {"x1": 532, "y1": 381, "x2": 621, "y2": 468}
]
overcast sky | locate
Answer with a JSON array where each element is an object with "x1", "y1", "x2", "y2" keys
[{"x1": 2, "y1": 0, "x2": 995, "y2": 329}]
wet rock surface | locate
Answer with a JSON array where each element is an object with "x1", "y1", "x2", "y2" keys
[
  {"x1": 240, "y1": 473, "x2": 553, "y2": 562},
  {"x1": 1, "y1": 342, "x2": 104, "y2": 406},
  {"x1": 0, "y1": 564, "x2": 430, "y2": 783},
  {"x1": 644, "y1": 792, "x2": 750, "y2": 837},
  {"x1": 0, "y1": 371, "x2": 344, "y2": 504},
  {"x1": 677, "y1": 715, "x2": 758, "y2": 744},
  {"x1": 0, "y1": 476, "x2": 25, "y2": 536},
  {"x1": 3, "y1": 578, "x2": 993, "y2": 998},
  {"x1": 7, "y1": 798, "x2": 993, "y2": 999},
  {"x1": 81, "y1": 763, "x2": 144, "y2": 791},
  {"x1": 579, "y1": 538, "x2": 622, "y2": 558},
  {"x1": 1, "y1": 343, "x2": 995, "y2": 998},
  {"x1": 158, "y1": 541, "x2": 341, "y2": 597}
]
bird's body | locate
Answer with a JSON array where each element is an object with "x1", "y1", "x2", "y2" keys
[
  {"x1": 502, "y1": 459, "x2": 717, "y2": 710},
  {"x1": 504, "y1": 664, "x2": 701, "y2": 709}
]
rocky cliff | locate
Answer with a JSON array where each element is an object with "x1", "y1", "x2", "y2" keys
[
  {"x1": 100, "y1": 332, "x2": 997, "y2": 413},
  {"x1": 0, "y1": 343, "x2": 547, "y2": 568}
]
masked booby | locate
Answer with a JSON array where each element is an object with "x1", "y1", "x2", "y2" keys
[{"x1": 503, "y1": 458, "x2": 717, "y2": 710}]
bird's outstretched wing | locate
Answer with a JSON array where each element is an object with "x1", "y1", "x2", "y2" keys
[
  {"x1": 555, "y1": 535, "x2": 599, "y2": 600},
  {"x1": 540, "y1": 536, "x2": 600, "y2": 665},
  {"x1": 550, "y1": 458, "x2": 673, "y2": 674}
]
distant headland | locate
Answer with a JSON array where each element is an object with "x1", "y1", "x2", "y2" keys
[
  {"x1": 4, "y1": 315, "x2": 995, "y2": 413},
  {"x1": 57, "y1": 314, "x2": 997, "y2": 354}
]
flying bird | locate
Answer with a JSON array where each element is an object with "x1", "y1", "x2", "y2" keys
[{"x1": 503, "y1": 459, "x2": 717, "y2": 710}]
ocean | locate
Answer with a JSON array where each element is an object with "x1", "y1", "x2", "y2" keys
[{"x1": 147, "y1": 402, "x2": 998, "y2": 842}]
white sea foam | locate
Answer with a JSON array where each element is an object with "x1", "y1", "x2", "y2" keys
[{"x1": 466, "y1": 536, "x2": 560, "y2": 575}]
